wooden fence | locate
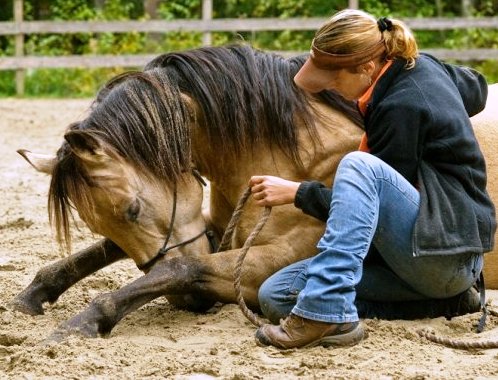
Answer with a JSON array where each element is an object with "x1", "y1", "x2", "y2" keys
[{"x1": 2, "y1": 0, "x2": 498, "y2": 95}]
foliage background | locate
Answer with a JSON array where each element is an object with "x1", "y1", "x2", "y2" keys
[{"x1": 0, "y1": 0, "x2": 497, "y2": 97}]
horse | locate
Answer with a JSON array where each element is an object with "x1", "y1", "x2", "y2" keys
[
  {"x1": 471, "y1": 83, "x2": 498, "y2": 290},
  {"x1": 12, "y1": 45, "x2": 365, "y2": 339},
  {"x1": 13, "y1": 45, "x2": 498, "y2": 340}
]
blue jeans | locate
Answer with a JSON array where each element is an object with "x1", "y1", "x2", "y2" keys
[{"x1": 259, "y1": 152, "x2": 483, "y2": 324}]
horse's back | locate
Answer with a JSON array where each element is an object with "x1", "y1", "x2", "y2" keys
[{"x1": 471, "y1": 83, "x2": 498, "y2": 289}]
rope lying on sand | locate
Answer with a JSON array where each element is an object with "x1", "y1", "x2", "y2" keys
[
  {"x1": 417, "y1": 326, "x2": 498, "y2": 349},
  {"x1": 417, "y1": 308, "x2": 498, "y2": 349}
]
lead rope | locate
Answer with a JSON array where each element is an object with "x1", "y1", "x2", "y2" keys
[
  {"x1": 218, "y1": 187, "x2": 271, "y2": 327},
  {"x1": 417, "y1": 281, "x2": 498, "y2": 350},
  {"x1": 225, "y1": 189, "x2": 498, "y2": 341},
  {"x1": 417, "y1": 308, "x2": 498, "y2": 349}
]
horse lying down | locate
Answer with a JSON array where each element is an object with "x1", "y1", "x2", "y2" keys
[{"x1": 11, "y1": 46, "x2": 492, "y2": 340}]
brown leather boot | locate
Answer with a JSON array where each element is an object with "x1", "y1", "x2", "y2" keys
[{"x1": 255, "y1": 314, "x2": 365, "y2": 349}]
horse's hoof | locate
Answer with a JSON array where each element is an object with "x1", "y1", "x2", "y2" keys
[
  {"x1": 9, "y1": 296, "x2": 44, "y2": 316},
  {"x1": 45, "y1": 328, "x2": 90, "y2": 343},
  {"x1": 44, "y1": 328, "x2": 71, "y2": 343},
  {"x1": 46, "y1": 321, "x2": 101, "y2": 343}
]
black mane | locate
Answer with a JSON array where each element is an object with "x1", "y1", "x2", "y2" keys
[
  {"x1": 145, "y1": 44, "x2": 361, "y2": 167},
  {"x1": 49, "y1": 45, "x2": 361, "y2": 251}
]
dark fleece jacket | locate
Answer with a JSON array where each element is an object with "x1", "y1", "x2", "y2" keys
[{"x1": 295, "y1": 53, "x2": 496, "y2": 257}]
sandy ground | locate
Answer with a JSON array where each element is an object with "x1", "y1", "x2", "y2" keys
[{"x1": 0, "y1": 98, "x2": 498, "y2": 380}]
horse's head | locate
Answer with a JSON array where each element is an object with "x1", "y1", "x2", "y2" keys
[
  {"x1": 18, "y1": 71, "x2": 212, "y2": 270},
  {"x1": 19, "y1": 131, "x2": 209, "y2": 270}
]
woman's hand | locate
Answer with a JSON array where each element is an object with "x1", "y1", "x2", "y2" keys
[{"x1": 249, "y1": 175, "x2": 301, "y2": 207}]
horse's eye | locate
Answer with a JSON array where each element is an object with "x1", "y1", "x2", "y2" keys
[{"x1": 126, "y1": 200, "x2": 140, "y2": 222}]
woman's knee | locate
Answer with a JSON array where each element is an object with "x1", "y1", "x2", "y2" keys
[
  {"x1": 335, "y1": 151, "x2": 383, "y2": 185},
  {"x1": 338, "y1": 151, "x2": 377, "y2": 171}
]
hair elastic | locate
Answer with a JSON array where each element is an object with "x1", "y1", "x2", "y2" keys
[{"x1": 377, "y1": 17, "x2": 393, "y2": 32}]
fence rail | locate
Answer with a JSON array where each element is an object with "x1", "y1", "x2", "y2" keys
[
  {"x1": 2, "y1": 0, "x2": 498, "y2": 95},
  {"x1": 2, "y1": 16, "x2": 498, "y2": 35},
  {"x1": 4, "y1": 47, "x2": 498, "y2": 71}
]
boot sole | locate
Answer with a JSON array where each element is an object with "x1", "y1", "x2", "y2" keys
[
  {"x1": 303, "y1": 324, "x2": 366, "y2": 348},
  {"x1": 255, "y1": 323, "x2": 366, "y2": 349}
]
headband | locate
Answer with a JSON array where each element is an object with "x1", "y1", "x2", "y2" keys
[{"x1": 310, "y1": 38, "x2": 386, "y2": 70}]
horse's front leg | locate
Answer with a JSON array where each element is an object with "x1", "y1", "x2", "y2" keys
[
  {"x1": 47, "y1": 255, "x2": 203, "y2": 340},
  {"x1": 46, "y1": 244, "x2": 287, "y2": 341},
  {"x1": 11, "y1": 238, "x2": 126, "y2": 315}
]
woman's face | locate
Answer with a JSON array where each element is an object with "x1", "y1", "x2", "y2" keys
[{"x1": 320, "y1": 68, "x2": 369, "y2": 101}]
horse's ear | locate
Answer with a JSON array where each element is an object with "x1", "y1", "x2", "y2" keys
[
  {"x1": 17, "y1": 149, "x2": 56, "y2": 174},
  {"x1": 64, "y1": 130, "x2": 108, "y2": 164}
]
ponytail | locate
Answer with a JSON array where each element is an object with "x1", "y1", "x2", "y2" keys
[{"x1": 382, "y1": 18, "x2": 419, "y2": 69}]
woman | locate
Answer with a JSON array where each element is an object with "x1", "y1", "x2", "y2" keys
[{"x1": 249, "y1": 9, "x2": 495, "y2": 349}]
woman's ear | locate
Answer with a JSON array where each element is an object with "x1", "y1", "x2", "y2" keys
[{"x1": 361, "y1": 60, "x2": 376, "y2": 75}]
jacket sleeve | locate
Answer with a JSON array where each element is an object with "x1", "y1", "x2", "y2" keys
[
  {"x1": 440, "y1": 62, "x2": 488, "y2": 117},
  {"x1": 294, "y1": 181, "x2": 332, "y2": 222}
]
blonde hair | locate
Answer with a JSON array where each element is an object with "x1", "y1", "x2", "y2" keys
[{"x1": 314, "y1": 9, "x2": 419, "y2": 69}]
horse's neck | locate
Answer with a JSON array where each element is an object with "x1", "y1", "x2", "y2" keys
[
  {"x1": 190, "y1": 98, "x2": 364, "y2": 200},
  {"x1": 191, "y1": 141, "x2": 266, "y2": 190},
  {"x1": 192, "y1": 103, "x2": 363, "y2": 180},
  {"x1": 298, "y1": 99, "x2": 363, "y2": 181}
]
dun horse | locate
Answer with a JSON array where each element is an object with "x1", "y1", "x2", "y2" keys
[
  {"x1": 13, "y1": 45, "x2": 363, "y2": 339},
  {"x1": 12, "y1": 45, "x2": 498, "y2": 340}
]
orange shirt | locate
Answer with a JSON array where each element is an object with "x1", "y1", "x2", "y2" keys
[{"x1": 357, "y1": 60, "x2": 393, "y2": 152}]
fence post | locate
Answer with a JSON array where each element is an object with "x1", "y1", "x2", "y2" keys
[
  {"x1": 202, "y1": 0, "x2": 212, "y2": 46},
  {"x1": 14, "y1": 0, "x2": 25, "y2": 96},
  {"x1": 348, "y1": 0, "x2": 359, "y2": 9},
  {"x1": 461, "y1": 0, "x2": 473, "y2": 16}
]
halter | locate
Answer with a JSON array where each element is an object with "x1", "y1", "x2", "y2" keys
[{"x1": 136, "y1": 170, "x2": 216, "y2": 271}]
